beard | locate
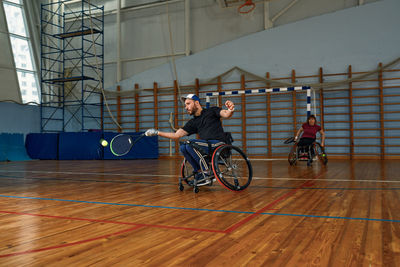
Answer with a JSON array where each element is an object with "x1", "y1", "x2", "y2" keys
[{"x1": 188, "y1": 105, "x2": 198, "y2": 115}]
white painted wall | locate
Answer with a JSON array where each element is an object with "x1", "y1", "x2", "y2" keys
[
  {"x1": 0, "y1": 0, "x2": 384, "y2": 103},
  {"x1": 115, "y1": 0, "x2": 400, "y2": 91},
  {"x1": 97, "y1": 0, "x2": 379, "y2": 88},
  {"x1": 0, "y1": 102, "x2": 40, "y2": 134}
]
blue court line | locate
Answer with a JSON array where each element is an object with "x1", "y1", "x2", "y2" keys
[
  {"x1": 259, "y1": 212, "x2": 400, "y2": 223},
  {"x1": 1, "y1": 194, "x2": 399, "y2": 223},
  {"x1": 1, "y1": 174, "x2": 399, "y2": 191},
  {"x1": 0, "y1": 174, "x2": 173, "y2": 186},
  {"x1": 300, "y1": 187, "x2": 400, "y2": 190},
  {"x1": 0, "y1": 194, "x2": 251, "y2": 214},
  {"x1": 252, "y1": 185, "x2": 400, "y2": 191}
]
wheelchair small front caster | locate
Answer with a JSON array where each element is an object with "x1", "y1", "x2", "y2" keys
[
  {"x1": 179, "y1": 184, "x2": 184, "y2": 191},
  {"x1": 193, "y1": 187, "x2": 199, "y2": 193}
]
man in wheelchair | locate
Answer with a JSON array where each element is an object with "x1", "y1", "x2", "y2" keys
[{"x1": 145, "y1": 94, "x2": 235, "y2": 183}]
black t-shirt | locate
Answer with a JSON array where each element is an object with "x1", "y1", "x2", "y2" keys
[{"x1": 182, "y1": 106, "x2": 226, "y2": 141}]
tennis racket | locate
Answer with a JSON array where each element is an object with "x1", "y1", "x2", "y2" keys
[
  {"x1": 109, "y1": 133, "x2": 145, "y2": 156},
  {"x1": 284, "y1": 137, "x2": 296, "y2": 144}
]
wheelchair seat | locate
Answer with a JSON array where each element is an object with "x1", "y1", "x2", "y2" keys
[
  {"x1": 180, "y1": 139, "x2": 225, "y2": 159},
  {"x1": 180, "y1": 131, "x2": 234, "y2": 157}
]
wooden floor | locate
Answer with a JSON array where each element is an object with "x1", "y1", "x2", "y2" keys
[{"x1": 0, "y1": 158, "x2": 399, "y2": 266}]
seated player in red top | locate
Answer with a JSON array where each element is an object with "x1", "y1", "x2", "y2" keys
[{"x1": 294, "y1": 115, "x2": 325, "y2": 157}]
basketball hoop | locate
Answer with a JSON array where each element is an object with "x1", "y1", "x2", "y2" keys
[{"x1": 238, "y1": 0, "x2": 256, "y2": 14}]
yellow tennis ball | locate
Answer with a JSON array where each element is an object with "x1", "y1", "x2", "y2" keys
[{"x1": 100, "y1": 139, "x2": 108, "y2": 147}]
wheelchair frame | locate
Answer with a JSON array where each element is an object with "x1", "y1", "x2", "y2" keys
[
  {"x1": 287, "y1": 140, "x2": 328, "y2": 166},
  {"x1": 179, "y1": 140, "x2": 253, "y2": 193}
]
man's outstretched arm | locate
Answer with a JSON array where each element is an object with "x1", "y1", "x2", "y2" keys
[
  {"x1": 220, "y1": 100, "x2": 235, "y2": 119},
  {"x1": 145, "y1": 128, "x2": 188, "y2": 140}
]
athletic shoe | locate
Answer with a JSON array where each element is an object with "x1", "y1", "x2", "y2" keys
[{"x1": 195, "y1": 172, "x2": 206, "y2": 181}]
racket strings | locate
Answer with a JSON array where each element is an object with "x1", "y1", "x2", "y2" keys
[{"x1": 110, "y1": 135, "x2": 133, "y2": 156}]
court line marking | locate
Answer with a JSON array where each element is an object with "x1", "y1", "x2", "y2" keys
[
  {"x1": 1, "y1": 166, "x2": 398, "y2": 257},
  {"x1": 0, "y1": 174, "x2": 172, "y2": 186},
  {"x1": 259, "y1": 212, "x2": 400, "y2": 223},
  {"x1": 2, "y1": 174, "x2": 399, "y2": 191},
  {"x1": 0, "y1": 210, "x2": 224, "y2": 233},
  {"x1": 249, "y1": 158, "x2": 286, "y2": 161},
  {"x1": 0, "y1": 208, "x2": 226, "y2": 258},
  {"x1": 0, "y1": 170, "x2": 175, "y2": 178},
  {"x1": 2, "y1": 204, "x2": 399, "y2": 258},
  {"x1": 0, "y1": 170, "x2": 398, "y2": 183},
  {"x1": 0, "y1": 225, "x2": 143, "y2": 258},
  {"x1": 0, "y1": 194, "x2": 254, "y2": 214},
  {"x1": 0, "y1": 194, "x2": 399, "y2": 223},
  {"x1": 253, "y1": 177, "x2": 400, "y2": 183},
  {"x1": 2, "y1": 173, "x2": 399, "y2": 191},
  {"x1": 224, "y1": 178, "x2": 318, "y2": 233}
]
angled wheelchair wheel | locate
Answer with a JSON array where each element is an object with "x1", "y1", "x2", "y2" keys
[
  {"x1": 180, "y1": 158, "x2": 194, "y2": 186},
  {"x1": 314, "y1": 143, "x2": 328, "y2": 165},
  {"x1": 211, "y1": 145, "x2": 252, "y2": 192},
  {"x1": 288, "y1": 144, "x2": 297, "y2": 165}
]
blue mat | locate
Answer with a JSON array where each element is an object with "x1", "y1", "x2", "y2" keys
[
  {"x1": 103, "y1": 132, "x2": 158, "y2": 160},
  {"x1": 26, "y1": 133, "x2": 58, "y2": 160},
  {"x1": 58, "y1": 132, "x2": 103, "y2": 160},
  {"x1": 24, "y1": 132, "x2": 158, "y2": 160},
  {"x1": 0, "y1": 133, "x2": 31, "y2": 161}
]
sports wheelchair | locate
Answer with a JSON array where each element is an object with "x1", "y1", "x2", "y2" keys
[
  {"x1": 179, "y1": 134, "x2": 252, "y2": 193},
  {"x1": 285, "y1": 137, "x2": 328, "y2": 166}
]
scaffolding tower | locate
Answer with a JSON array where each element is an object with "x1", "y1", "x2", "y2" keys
[{"x1": 40, "y1": 0, "x2": 104, "y2": 132}]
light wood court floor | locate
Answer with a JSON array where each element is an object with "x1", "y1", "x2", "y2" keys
[{"x1": 0, "y1": 158, "x2": 399, "y2": 266}]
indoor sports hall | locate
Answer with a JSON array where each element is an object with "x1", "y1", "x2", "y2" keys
[{"x1": 0, "y1": 0, "x2": 399, "y2": 265}]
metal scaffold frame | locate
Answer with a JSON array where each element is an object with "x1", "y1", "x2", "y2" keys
[{"x1": 40, "y1": 0, "x2": 104, "y2": 132}]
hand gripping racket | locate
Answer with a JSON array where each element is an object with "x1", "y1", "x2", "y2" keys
[{"x1": 109, "y1": 133, "x2": 145, "y2": 156}]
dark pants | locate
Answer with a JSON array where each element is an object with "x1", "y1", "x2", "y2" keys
[
  {"x1": 180, "y1": 139, "x2": 222, "y2": 172},
  {"x1": 298, "y1": 138, "x2": 315, "y2": 155}
]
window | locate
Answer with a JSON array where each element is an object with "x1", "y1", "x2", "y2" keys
[{"x1": 3, "y1": 0, "x2": 40, "y2": 104}]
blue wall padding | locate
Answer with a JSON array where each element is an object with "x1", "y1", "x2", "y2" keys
[
  {"x1": 23, "y1": 132, "x2": 158, "y2": 160},
  {"x1": 25, "y1": 133, "x2": 58, "y2": 160},
  {"x1": 58, "y1": 132, "x2": 103, "y2": 160},
  {"x1": 0, "y1": 133, "x2": 31, "y2": 161},
  {"x1": 103, "y1": 132, "x2": 159, "y2": 160}
]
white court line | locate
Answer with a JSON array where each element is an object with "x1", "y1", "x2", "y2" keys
[
  {"x1": 0, "y1": 170, "x2": 174, "y2": 178},
  {"x1": 253, "y1": 177, "x2": 400, "y2": 183},
  {"x1": 248, "y1": 158, "x2": 286, "y2": 161},
  {"x1": 0, "y1": 170, "x2": 399, "y2": 183}
]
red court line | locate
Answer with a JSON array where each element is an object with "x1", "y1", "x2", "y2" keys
[
  {"x1": 223, "y1": 170, "x2": 326, "y2": 233},
  {"x1": 0, "y1": 169, "x2": 325, "y2": 257},
  {"x1": 0, "y1": 225, "x2": 142, "y2": 258},
  {"x1": 0, "y1": 210, "x2": 225, "y2": 233}
]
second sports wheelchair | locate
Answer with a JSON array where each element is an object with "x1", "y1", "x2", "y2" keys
[
  {"x1": 179, "y1": 134, "x2": 253, "y2": 193},
  {"x1": 285, "y1": 137, "x2": 328, "y2": 166}
]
